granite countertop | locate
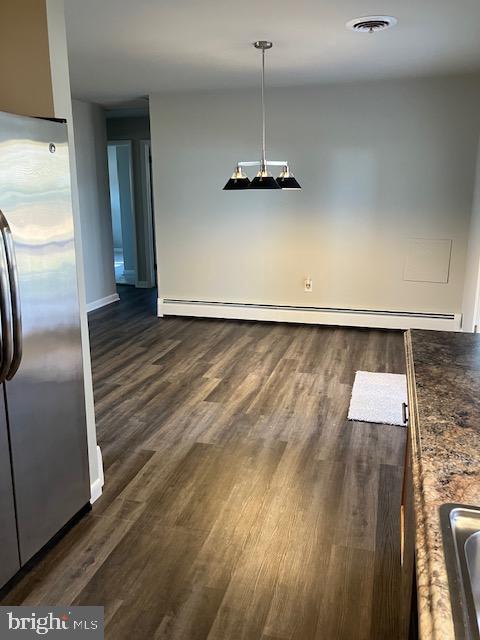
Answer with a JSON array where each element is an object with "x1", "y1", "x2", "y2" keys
[{"x1": 406, "y1": 329, "x2": 480, "y2": 639}]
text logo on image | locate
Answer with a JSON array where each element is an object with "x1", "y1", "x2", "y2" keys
[{"x1": 0, "y1": 607, "x2": 104, "y2": 638}]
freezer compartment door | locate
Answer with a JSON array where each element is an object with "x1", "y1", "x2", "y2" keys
[
  {"x1": 0, "y1": 111, "x2": 90, "y2": 564},
  {"x1": 0, "y1": 389, "x2": 20, "y2": 587}
]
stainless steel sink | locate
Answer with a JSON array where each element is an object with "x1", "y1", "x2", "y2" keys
[{"x1": 441, "y1": 504, "x2": 480, "y2": 639}]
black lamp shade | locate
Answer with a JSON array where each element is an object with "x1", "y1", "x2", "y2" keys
[
  {"x1": 223, "y1": 176, "x2": 250, "y2": 190},
  {"x1": 276, "y1": 166, "x2": 301, "y2": 190},
  {"x1": 277, "y1": 175, "x2": 301, "y2": 190},
  {"x1": 249, "y1": 174, "x2": 280, "y2": 189}
]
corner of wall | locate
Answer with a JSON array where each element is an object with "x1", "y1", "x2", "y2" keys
[
  {"x1": 90, "y1": 446, "x2": 104, "y2": 504},
  {"x1": 461, "y1": 133, "x2": 480, "y2": 332},
  {"x1": 45, "y1": 0, "x2": 104, "y2": 496}
]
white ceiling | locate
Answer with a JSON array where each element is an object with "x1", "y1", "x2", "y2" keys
[{"x1": 65, "y1": 0, "x2": 480, "y2": 104}]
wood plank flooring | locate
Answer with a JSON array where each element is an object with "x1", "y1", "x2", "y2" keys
[{"x1": 1, "y1": 285, "x2": 406, "y2": 639}]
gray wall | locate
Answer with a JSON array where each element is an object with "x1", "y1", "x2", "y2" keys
[
  {"x1": 107, "y1": 116, "x2": 150, "y2": 140},
  {"x1": 106, "y1": 116, "x2": 152, "y2": 285},
  {"x1": 150, "y1": 74, "x2": 480, "y2": 315},
  {"x1": 72, "y1": 99, "x2": 116, "y2": 305}
]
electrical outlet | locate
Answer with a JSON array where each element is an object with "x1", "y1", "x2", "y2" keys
[{"x1": 304, "y1": 278, "x2": 313, "y2": 292}]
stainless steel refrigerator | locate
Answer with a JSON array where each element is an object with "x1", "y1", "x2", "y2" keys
[{"x1": 0, "y1": 111, "x2": 90, "y2": 588}]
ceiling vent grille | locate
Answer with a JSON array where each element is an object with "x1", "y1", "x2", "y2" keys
[{"x1": 346, "y1": 16, "x2": 397, "y2": 33}]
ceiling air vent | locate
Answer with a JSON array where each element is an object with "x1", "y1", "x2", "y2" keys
[{"x1": 346, "y1": 15, "x2": 397, "y2": 33}]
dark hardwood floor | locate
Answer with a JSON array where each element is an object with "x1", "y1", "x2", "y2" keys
[{"x1": 1, "y1": 285, "x2": 406, "y2": 639}]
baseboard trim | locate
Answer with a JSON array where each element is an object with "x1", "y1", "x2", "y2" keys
[
  {"x1": 90, "y1": 445, "x2": 104, "y2": 504},
  {"x1": 157, "y1": 297, "x2": 164, "y2": 317},
  {"x1": 159, "y1": 298, "x2": 462, "y2": 331},
  {"x1": 86, "y1": 293, "x2": 120, "y2": 313}
]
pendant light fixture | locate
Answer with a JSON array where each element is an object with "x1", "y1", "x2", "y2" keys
[{"x1": 223, "y1": 41, "x2": 301, "y2": 191}]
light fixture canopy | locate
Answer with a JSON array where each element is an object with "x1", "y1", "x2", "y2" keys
[{"x1": 223, "y1": 41, "x2": 301, "y2": 192}]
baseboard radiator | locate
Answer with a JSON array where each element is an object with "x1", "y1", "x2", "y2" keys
[{"x1": 158, "y1": 299, "x2": 462, "y2": 331}]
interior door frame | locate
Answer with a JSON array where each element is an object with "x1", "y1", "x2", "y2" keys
[
  {"x1": 108, "y1": 140, "x2": 139, "y2": 287},
  {"x1": 139, "y1": 139, "x2": 156, "y2": 288}
]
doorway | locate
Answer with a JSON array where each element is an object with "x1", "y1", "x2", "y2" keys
[{"x1": 107, "y1": 141, "x2": 137, "y2": 286}]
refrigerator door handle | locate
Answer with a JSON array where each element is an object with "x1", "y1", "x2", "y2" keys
[
  {"x1": 0, "y1": 211, "x2": 22, "y2": 381},
  {"x1": 0, "y1": 213, "x2": 13, "y2": 383}
]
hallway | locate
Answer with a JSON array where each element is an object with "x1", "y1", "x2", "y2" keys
[{"x1": 1, "y1": 287, "x2": 406, "y2": 639}]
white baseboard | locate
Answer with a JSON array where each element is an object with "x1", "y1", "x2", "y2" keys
[
  {"x1": 90, "y1": 478, "x2": 103, "y2": 504},
  {"x1": 86, "y1": 293, "x2": 120, "y2": 313},
  {"x1": 90, "y1": 445, "x2": 104, "y2": 504},
  {"x1": 158, "y1": 298, "x2": 462, "y2": 331}
]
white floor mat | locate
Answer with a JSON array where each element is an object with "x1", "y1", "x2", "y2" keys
[{"x1": 348, "y1": 371, "x2": 407, "y2": 427}]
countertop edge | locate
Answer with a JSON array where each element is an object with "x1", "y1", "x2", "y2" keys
[{"x1": 405, "y1": 329, "x2": 455, "y2": 640}]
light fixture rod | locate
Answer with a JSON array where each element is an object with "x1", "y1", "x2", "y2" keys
[
  {"x1": 261, "y1": 46, "x2": 266, "y2": 169},
  {"x1": 238, "y1": 160, "x2": 287, "y2": 167},
  {"x1": 253, "y1": 41, "x2": 273, "y2": 169}
]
